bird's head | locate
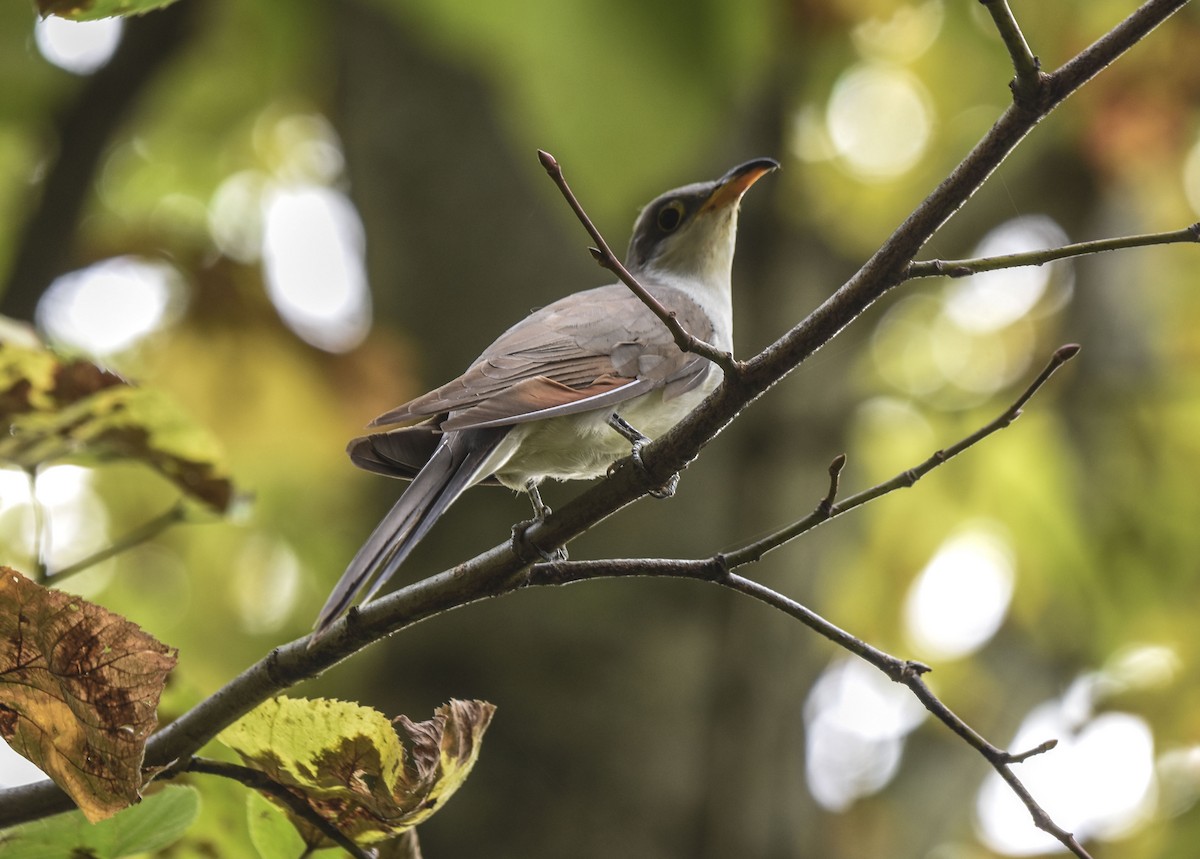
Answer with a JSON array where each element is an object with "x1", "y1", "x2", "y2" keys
[{"x1": 625, "y1": 158, "x2": 778, "y2": 285}]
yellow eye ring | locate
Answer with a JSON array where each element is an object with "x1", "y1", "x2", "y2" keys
[{"x1": 656, "y1": 200, "x2": 685, "y2": 232}]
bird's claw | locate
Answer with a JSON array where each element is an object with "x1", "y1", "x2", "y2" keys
[
  {"x1": 511, "y1": 519, "x2": 568, "y2": 564},
  {"x1": 648, "y1": 470, "x2": 679, "y2": 499},
  {"x1": 608, "y1": 440, "x2": 679, "y2": 499}
]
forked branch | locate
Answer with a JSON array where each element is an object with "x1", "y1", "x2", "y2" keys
[{"x1": 525, "y1": 346, "x2": 1085, "y2": 856}]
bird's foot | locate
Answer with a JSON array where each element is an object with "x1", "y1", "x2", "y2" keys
[
  {"x1": 606, "y1": 413, "x2": 680, "y2": 499},
  {"x1": 629, "y1": 440, "x2": 679, "y2": 498},
  {"x1": 510, "y1": 519, "x2": 568, "y2": 564}
]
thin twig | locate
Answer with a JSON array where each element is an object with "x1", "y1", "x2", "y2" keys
[
  {"x1": 907, "y1": 223, "x2": 1200, "y2": 279},
  {"x1": 536, "y1": 150, "x2": 740, "y2": 376},
  {"x1": 723, "y1": 344, "x2": 1079, "y2": 567},
  {"x1": 174, "y1": 757, "x2": 372, "y2": 859},
  {"x1": 526, "y1": 556, "x2": 1086, "y2": 856},
  {"x1": 45, "y1": 501, "x2": 191, "y2": 585},
  {"x1": 978, "y1": 0, "x2": 1044, "y2": 103}
]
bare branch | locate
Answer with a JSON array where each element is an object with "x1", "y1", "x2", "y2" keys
[
  {"x1": 169, "y1": 758, "x2": 372, "y2": 859},
  {"x1": 721, "y1": 345, "x2": 1078, "y2": 568},
  {"x1": 1007, "y1": 739, "x2": 1060, "y2": 764},
  {"x1": 536, "y1": 150, "x2": 740, "y2": 375},
  {"x1": 525, "y1": 561, "x2": 1090, "y2": 856},
  {"x1": 907, "y1": 223, "x2": 1200, "y2": 279},
  {"x1": 979, "y1": 0, "x2": 1043, "y2": 101}
]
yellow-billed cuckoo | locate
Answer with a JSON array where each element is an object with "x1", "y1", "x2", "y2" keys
[{"x1": 313, "y1": 158, "x2": 777, "y2": 638}]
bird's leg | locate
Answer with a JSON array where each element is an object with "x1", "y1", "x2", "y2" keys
[
  {"x1": 511, "y1": 479, "x2": 568, "y2": 563},
  {"x1": 526, "y1": 481, "x2": 552, "y2": 520},
  {"x1": 605, "y1": 412, "x2": 680, "y2": 499}
]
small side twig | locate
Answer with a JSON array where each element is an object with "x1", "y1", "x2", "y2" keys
[
  {"x1": 44, "y1": 501, "x2": 191, "y2": 585},
  {"x1": 907, "y1": 224, "x2": 1200, "y2": 279},
  {"x1": 979, "y1": 0, "x2": 1043, "y2": 103},
  {"x1": 173, "y1": 757, "x2": 372, "y2": 859},
  {"x1": 722, "y1": 344, "x2": 1079, "y2": 567},
  {"x1": 536, "y1": 150, "x2": 740, "y2": 376}
]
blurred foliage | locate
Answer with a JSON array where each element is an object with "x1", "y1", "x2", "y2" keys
[
  {"x1": 39, "y1": 0, "x2": 182, "y2": 21},
  {"x1": 0, "y1": 784, "x2": 198, "y2": 858},
  {"x1": 1, "y1": 1, "x2": 1199, "y2": 857}
]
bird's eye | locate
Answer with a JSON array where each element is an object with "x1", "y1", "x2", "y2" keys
[{"x1": 656, "y1": 201, "x2": 685, "y2": 232}]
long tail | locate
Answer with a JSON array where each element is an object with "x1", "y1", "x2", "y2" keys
[{"x1": 312, "y1": 426, "x2": 508, "y2": 640}]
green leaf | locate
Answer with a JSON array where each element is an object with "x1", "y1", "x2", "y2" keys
[
  {"x1": 37, "y1": 0, "x2": 181, "y2": 21},
  {"x1": 0, "y1": 784, "x2": 199, "y2": 858},
  {"x1": 246, "y1": 789, "x2": 307, "y2": 859},
  {"x1": 0, "y1": 337, "x2": 234, "y2": 512},
  {"x1": 219, "y1": 697, "x2": 495, "y2": 848}
]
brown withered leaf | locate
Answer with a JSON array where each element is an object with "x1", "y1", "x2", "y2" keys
[
  {"x1": 0, "y1": 338, "x2": 234, "y2": 512},
  {"x1": 0, "y1": 567, "x2": 178, "y2": 822}
]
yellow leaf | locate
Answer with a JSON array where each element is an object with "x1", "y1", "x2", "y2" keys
[{"x1": 219, "y1": 696, "x2": 495, "y2": 848}]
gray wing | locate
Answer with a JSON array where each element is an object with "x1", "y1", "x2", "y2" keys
[{"x1": 368, "y1": 284, "x2": 716, "y2": 433}]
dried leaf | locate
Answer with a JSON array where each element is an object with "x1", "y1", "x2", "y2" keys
[
  {"x1": 0, "y1": 338, "x2": 233, "y2": 511},
  {"x1": 0, "y1": 568, "x2": 178, "y2": 822},
  {"x1": 219, "y1": 697, "x2": 495, "y2": 848}
]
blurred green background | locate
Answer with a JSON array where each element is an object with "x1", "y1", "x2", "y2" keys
[{"x1": 2, "y1": 1, "x2": 1200, "y2": 856}]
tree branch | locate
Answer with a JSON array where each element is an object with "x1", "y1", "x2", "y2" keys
[
  {"x1": 907, "y1": 223, "x2": 1200, "y2": 279},
  {"x1": 167, "y1": 757, "x2": 373, "y2": 859},
  {"x1": 536, "y1": 149, "x2": 740, "y2": 375},
  {"x1": 523, "y1": 560, "x2": 1086, "y2": 857},
  {"x1": 978, "y1": 0, "x2": 1043, "y2": 102}
]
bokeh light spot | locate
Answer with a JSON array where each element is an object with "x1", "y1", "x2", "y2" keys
[
  {"x1": 904, "y1": 522, "x2": 1015, "y2": 659},
  {"x1": 34, "y1": 16, "x2": 123, "y2": 75},
  {"x1": 805, "y1": 657, "x2": 926, "y2": 810},
  {"x1": 234, "y1": 536, "x2": 301, "y2": 634},
  {"x1": 261, "y1": 184, "x2": 372, "y2": 353},
  {"x1": 943, "y1": 215, "x2": 1070, "y2": 333},
  {"x1": 827, "y1": 63, "x2": 933, "y2": 180},
  {"x1": 209, "y1": 170, "x2": 269, "y2": 263},
  {"x1": 38, "y1": 256, "x2": 186, "y2": 357},
  {"x1": 852, "y1": 0, "x2": 945, "y2": 64},
  {"x1": 977, "y1": 701, "x2": 1155, "y2": 854}
]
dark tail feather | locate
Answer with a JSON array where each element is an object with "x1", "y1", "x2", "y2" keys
[
  {"x1": 347, "y1": 423, "x2": 442, "y2": 480},
  {"x1": 312, "y1": 427, "x2": 507, "y2": 640}
]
